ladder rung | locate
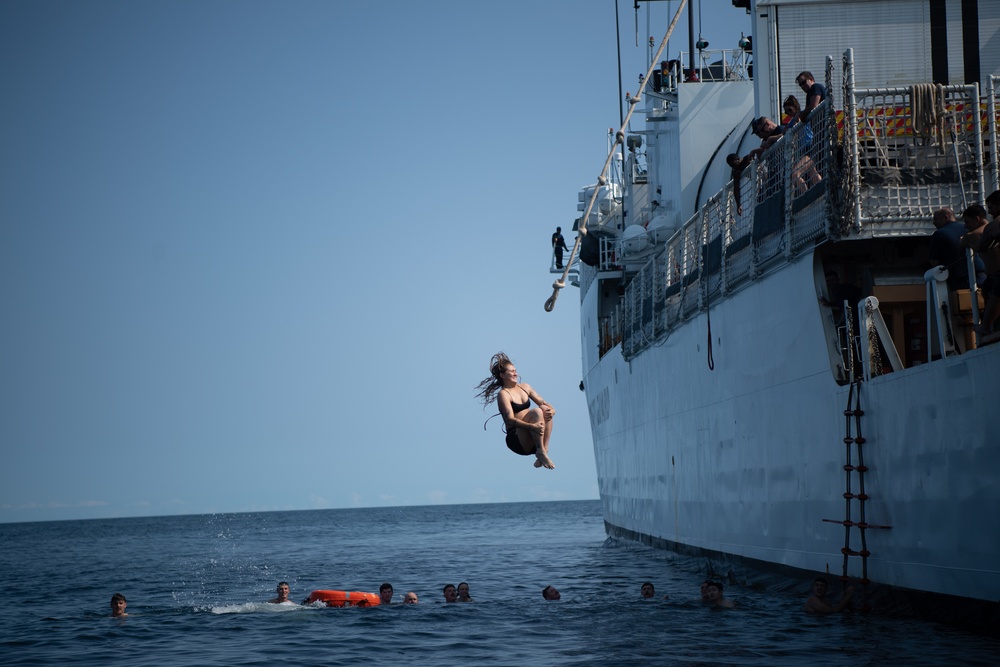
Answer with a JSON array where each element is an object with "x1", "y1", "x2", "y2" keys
[
  {"x1": 841, "y1": 547, "x2": 871, "y2": 557},
  {"x1": 821, "y1": 519, "x2": 892, "y2": 529}
]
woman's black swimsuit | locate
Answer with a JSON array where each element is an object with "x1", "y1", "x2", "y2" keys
[
  {"x1": 504, "y1": 391, "x2": 535, "y2": 455},
  {"x1": 508, "y1": 396, "x2": 530, "y2": 413}
]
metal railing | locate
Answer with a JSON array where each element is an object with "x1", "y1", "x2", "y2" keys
[
  {"x1": 844, "y1": 49, "x2": 986, "y2": 228},
  {"x1": 617, "y1": 97, "x2": 837, "y2": 360},
  {"x1": 645, "y1": 48, "x2": 752, "y2": 95},
  {"x1": 602, "y1": 51, "x2": 999, "y2": 363}
]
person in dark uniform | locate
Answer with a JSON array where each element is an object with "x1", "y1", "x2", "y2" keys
[
  {"x1": 929, "y1": 207, "x2": 984, "y2": 290},
  {"x1": 552, "y1": 227, "x2": 569, "y2": 269}
]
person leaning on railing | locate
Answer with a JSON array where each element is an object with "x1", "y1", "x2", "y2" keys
[
  {"x1": 726, "y1": 117, "x2": 787, "y2": 215},
  {"x1": 782, "y1": 95, "x2": 824, "y2": 195},
  {"x1": 726, "y1": 153, "x2": 753, "y2": 216},
  {"x1": 961, "y1": 202, "x2": 1000, "y2": 336},
  {"x1": 750, "y1": 116, "x2": 785, "y2": 153}
]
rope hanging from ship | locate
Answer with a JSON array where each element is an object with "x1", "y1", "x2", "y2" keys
[
  {"x1": 705, "y1": 294, "x2": 714, "y2": 371},
  {"x1": 910, "y1": 82, "x2": 945, "y2": 145},
  {"x1": 544, "y1": 0, "x2": 690, "y2": 313}
]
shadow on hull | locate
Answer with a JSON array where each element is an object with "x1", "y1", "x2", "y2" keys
[{"x1": 605, "y1": 520, "x2": 1000, "y2": 639}]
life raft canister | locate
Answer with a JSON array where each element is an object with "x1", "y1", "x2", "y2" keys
[{"x1": 305, "y1": 590, "x2": 381, "y2": 607}]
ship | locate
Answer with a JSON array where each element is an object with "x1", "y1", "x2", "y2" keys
[{"x1": 549, "y1": 0, "x2": 1000, "y2": 612}]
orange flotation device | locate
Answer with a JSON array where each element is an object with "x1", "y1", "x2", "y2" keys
[{"x1": 305, "y1": 590, "x2": 380, "y2": 607}]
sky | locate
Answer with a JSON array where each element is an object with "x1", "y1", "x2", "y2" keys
[{"x1": 0, "y1": 0, "x2": 751, "y2": 523}]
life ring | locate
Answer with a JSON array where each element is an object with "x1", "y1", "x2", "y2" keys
[{"x1": 305, "y1": 590, "x2": 381, "y2": 607}]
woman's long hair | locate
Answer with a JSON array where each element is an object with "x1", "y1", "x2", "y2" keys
[
  {"x1": 474, "y1": 352, "x2": 513, "y2": 407},
  {"x1": 783, "y1": 94, "x2": 801, "y2": 119}
]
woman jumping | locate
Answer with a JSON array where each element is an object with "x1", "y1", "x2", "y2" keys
[{"x1": 475, "y1": 352, "x2": 556, "y2": 470}]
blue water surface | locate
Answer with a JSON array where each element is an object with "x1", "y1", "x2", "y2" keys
[{"x1": 1, "y1": 500, "x2": 996, "y2": 666}]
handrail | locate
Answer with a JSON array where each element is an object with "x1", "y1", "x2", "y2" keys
[
  {"x1": 924, "y1": 268, "x2": 957, "y2": 362},
  {"x1": 580, "y1": 47, "x2": 996, "y2": 364},
  {"x1": 859, "y1": 297, "x2": 903, "y2": 380}
]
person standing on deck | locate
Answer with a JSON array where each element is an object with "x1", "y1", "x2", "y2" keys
[
  {"x1": 962, "y1": 204, "x2": 1000, "y2": 335},
  {"x1": 795, "y1": 71, "x2": 827, "y2": 123},
  {"x1": 929, "y1": 207, "x2": 984, "y2": 290},
  {"x1": 552, "y1": 227, "x2": 569, "y2": 270}
]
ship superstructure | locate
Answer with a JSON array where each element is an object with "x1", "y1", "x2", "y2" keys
[{"x1": 563, "y1": 0, "x2": 1000, "y2": 605}]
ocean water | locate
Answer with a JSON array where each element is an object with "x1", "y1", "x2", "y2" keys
[{"x1": 1, "y1": 500, "x2": 997, "y2": 666}]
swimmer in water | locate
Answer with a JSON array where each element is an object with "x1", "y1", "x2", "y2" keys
[
  {"x1": 457, "y1": 582, "x2": 474, "y2": 602},
  {"x1": 269, "y1": 581, "x2": 295, "y2": 604},
  {"x1": 804, "y1": 577, "x2": 855, "y2": 615},
  {"x1": 110, "y1": 593, "x2": 128, "y2": 617},
  {"x1": 704, "y1": 581, "x2": 735, "y2": 608}
]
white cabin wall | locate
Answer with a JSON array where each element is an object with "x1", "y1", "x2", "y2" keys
[
  {"x1": 678, "y1": 82, "x2": 755, "y2": 221},
  {"x1": 645, "y1": 112, "x2": 681, "y2": 232},
  {"x1": 649, "y1": 82, "x2": 755, "y2": 227},
  {"x1": 579, "y1": 270, "x2": 601, "y2": 375},
  {"x1": 752, "y1": 0, "x2": 779, "y2": 121},
  {"x1": 770, "y1": 0, "x2": 933, "y2": 110},
  {"x1": 980, "y1": 1, "x2": 1000, "y2": 80},
  {"x1": 755, "y1": 0, "x2": 1000, "y2": 112},
  {"x1": 946, "y1": 0, "x2": 965, "y2": 86},
  {"x1": 627, "y1": 181, "x2": 649, "y2": 229}
]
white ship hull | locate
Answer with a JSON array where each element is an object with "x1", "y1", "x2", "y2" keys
[
  {"x1": 581, "y1": 255, "x2": 1000, "y2": 602},
  {"x1": 564, "y1": 0, "x2": 1000, "y2": 607}
]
